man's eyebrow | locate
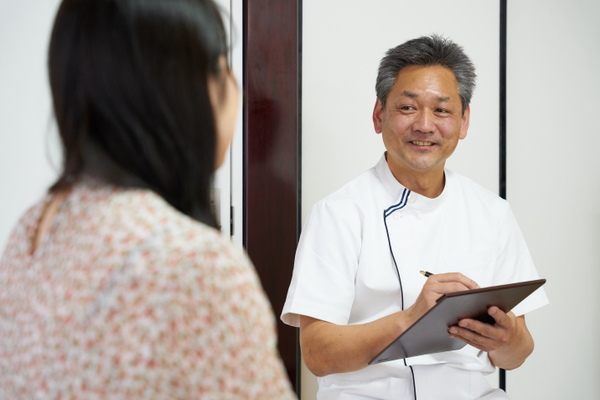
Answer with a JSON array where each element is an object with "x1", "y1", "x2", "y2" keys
[
  {"x1": 399, "y1": 91, "x2": 451, "y2": 103},
  {"x1": 400, "y1": 90, "x2": 418, "y2": 98}
]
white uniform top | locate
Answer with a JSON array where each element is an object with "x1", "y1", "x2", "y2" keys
[{"x1": 281, "y1": 154, "x2": 549, "y2": 400}]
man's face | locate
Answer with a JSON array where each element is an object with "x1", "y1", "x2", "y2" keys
[{"x1": 373, "y1": 65, "x2": 470, "y2": 181}]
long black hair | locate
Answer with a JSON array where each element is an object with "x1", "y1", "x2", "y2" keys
[{"x1": 48, "y1": 0, "x2": 228, "y2": 227}]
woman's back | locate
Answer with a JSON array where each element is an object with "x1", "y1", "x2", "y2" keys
[{"x1": 0, "y1": 177, "x2": 295, "y2": 399}]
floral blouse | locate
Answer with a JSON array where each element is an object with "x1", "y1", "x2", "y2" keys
[{"x1": 0, "y1": 178, "x2": 296, "y2": 399}]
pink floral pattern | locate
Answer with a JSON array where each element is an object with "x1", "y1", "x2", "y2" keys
[{"x1": 0, "y1": 178, "x2": 296, "y2": 399}]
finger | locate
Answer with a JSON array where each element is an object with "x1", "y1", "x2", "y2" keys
[
  {"x1": 429, "y1": 272, "x2": 480, "y2": 290},
  {"x1": 424, "y1": 279, "x2": 477, "y2": 297},
  {"x1": 456, "y1": 318, "x2": 501, "y2": 341},
  {"x1": 448, "y1": 326, "x2": 500, "y2": 352},
  {"x1": 488, "y1": 308, "x2": 515, "y2": 330},
  {"x1": 456, "y1": 314, "x2": 516, "y2": 349}
]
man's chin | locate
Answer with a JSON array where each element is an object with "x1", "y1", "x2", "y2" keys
[{"x1": 405, "y1": 158, "x2": 445, "y2": 174}]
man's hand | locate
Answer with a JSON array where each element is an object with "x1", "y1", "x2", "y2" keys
[
  {"x1": 405, "y1": 272, "x2": 480, "y2": 326},
  {"x1": 448, "y1": 308, "x2": 534, "y2": 370}
]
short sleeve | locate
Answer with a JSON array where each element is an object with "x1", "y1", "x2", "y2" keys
[{"x1": 281, "y1": 199, "x2": 361, "y2": 327}]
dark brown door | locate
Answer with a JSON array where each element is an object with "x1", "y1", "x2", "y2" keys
[{"x1": 243, "y1": 0, "x2": 301, "y2": 394}]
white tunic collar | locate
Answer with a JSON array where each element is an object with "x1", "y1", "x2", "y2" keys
[{"x1": 375, "y1": 153, "x2": 451, "y2": 213}]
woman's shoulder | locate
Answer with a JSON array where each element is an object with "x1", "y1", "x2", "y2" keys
[
  {"x1": 86, "y1": 182, "x2": 244, "y2": 258},
  {"x1": 1, "y1": 193, "x2": 53, "y2": 260},
  {"x1": 91, "y1": 183, "x2": 252, "y2": 278}
]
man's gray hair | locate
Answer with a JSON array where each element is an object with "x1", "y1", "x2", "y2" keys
[{"x1": 375, "y1": 34, "x2": 476, "y2": 114}]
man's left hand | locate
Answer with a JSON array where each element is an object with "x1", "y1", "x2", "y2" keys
[{"x1": 448, "y1": 309, "x2": 534, "y2": 370}]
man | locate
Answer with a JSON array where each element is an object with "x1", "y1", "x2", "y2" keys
[{"x1": 281, "y1": 35, "x2": 548, "y2": 399}]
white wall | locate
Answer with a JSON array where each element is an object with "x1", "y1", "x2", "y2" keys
[
  {"x1": 506, "y1": 1, "x2": 600, "y2": 398},
  {"x1": 212, "y1": 0, "x2": 245, "y2": 246},
  {"x1": 0, "y1": 0, "x2": 63, "y2": 252}
]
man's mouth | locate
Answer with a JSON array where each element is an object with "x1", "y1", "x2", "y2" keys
[{"x1": 411, "y1": 140, "x2": 434, "y2": 146}]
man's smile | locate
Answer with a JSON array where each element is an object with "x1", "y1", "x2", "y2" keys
[{"x1": 410, "y1": 140, "x2": 434, "y2": 146}]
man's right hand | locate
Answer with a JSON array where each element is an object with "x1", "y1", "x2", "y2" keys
[
  {"x1": 405, "y1": 272, "x2": 480, "y2": 327},
  {"x1": 299, "y1": 272, "x2": 479, "y2": 377}
]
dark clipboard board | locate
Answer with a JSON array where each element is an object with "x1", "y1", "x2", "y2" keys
[{"x1": 369, "y1": 278, "x2": 546, "y2": 365}]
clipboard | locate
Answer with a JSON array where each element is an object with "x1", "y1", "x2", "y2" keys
[{"x1": 369, "y1": 278, "x2": 546, "y2": 365}]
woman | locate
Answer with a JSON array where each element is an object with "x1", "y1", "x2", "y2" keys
[{"x1": 0, "y1": 0, "x2": 296, "y2": 398}]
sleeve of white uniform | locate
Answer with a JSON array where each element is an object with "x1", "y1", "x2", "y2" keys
[
  {"x1": 280, "y1": 199, "x2": 361, "y2": 327},
  {"x1": 494, "y1": 201, "x2": 549, "y2": 317}
]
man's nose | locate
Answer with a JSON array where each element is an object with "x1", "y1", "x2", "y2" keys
[{"x1": 412, "y1": 109, "x2": 435, "y2": 133}]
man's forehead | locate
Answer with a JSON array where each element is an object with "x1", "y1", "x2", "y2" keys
[
  {"x1": 395, "y1": 64, "x2": 457, "y2": 81},
  {"x1": 391, "y1": 65, "x2": 460, "y2": 98}
]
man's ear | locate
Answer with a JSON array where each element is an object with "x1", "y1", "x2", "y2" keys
[
  {"x1": 373, "y1": 98, "x2": 384, "y2": 134},
  {"x1": 459, "y1": 105, "x2": 470, "y2": 140}
]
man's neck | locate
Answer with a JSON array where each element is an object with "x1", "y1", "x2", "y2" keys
[{"x1": 389, "y1": 166, "x2": 446, "y2": 199}]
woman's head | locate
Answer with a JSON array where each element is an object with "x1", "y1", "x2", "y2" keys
[{"x1": 48, "y1": 0, "x2": 238, "y2": 226}]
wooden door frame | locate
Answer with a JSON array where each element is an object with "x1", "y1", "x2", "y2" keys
[{"x1": 243, "y1": 0, "x2": 302, "y2": 395}]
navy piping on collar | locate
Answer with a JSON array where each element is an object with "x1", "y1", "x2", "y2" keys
[
  {"x1": 384, "y1": 188, "x2": 411, "y2": 217},
  {"x1": 383, "y1": 188, "x2": 412, "y2": 369},
  {"x1": 382, "y1": 187, "x2": 412, "y2": 312}
]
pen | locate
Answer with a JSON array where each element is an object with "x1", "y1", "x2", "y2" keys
[{"x1": 420, "y1": 270, "x2": 433, "y2": 277}]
